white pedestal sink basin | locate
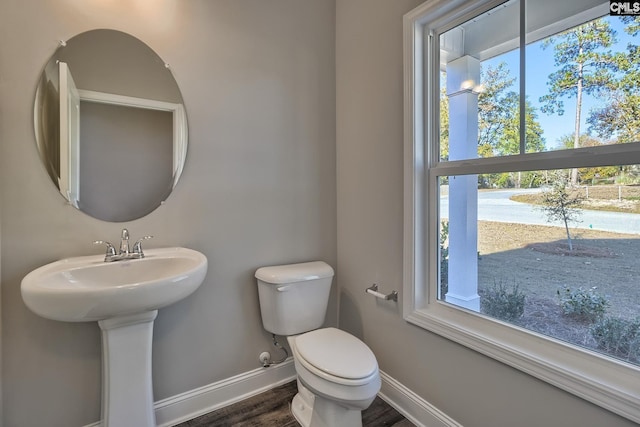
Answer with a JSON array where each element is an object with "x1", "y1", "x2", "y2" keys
[
  {"x1": 21, "y1": 247, "x2": 208, "y2": 427},
  {"x1": 21, "y1": 247, "x2": 207, "y2": 322}
]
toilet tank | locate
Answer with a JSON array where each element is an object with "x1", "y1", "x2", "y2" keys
[{"x1": 255, "y1": 261, "x2": 334, "y2": 336}]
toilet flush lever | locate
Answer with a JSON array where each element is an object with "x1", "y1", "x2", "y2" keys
[{"x1": 276, "y1": 286, "x2": 292, "y2": 292}]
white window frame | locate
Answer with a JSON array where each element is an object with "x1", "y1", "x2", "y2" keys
[{"x1": 403, "y1": 0, "x2": 640, "y2": 423}]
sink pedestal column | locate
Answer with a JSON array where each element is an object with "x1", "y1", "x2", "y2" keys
[{"x1": 98, "y1": 310, "x2": 158, "y2": 427}]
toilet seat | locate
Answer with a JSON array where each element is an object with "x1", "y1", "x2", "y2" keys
[{"x1": 293, "y1": 328, "x2": 378, "y2": 386}]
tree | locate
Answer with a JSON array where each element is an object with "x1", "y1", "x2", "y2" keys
[
  {"x1": 440, "y1": 61, "x2": 545, "y2": 172},
  {"x1": 556, "y1": 134, "x2": 619, "y2": 183},
  {"x1": 588, "y1": 17, "x2": 640, "y2": 144},
  {"x1": 476, "y1": 63, "x2": 546, "y2": 188},
  {"x1": 588, "y1": 92, "x2": 640, "y2": 143},
  {"x1": 478, "y1": 63, "x2": 545, "y2": 157},
  {"x1": 557, "y1": 133, "x2": 607, "y2": 150},
  {"x1": 539, "y1": 19, "x2": 620, "y2": 185},
  {"x1": 478, "y1": 62, "x2": 519, "y2": 153},
  {"x1": 539, "y1": 174, "x2": 584, "y2": 251},
  {"x1": 497, "y1": 99, "x2": 546, "y2": 156}
]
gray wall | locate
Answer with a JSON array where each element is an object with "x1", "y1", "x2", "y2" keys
[
  {"x1": 335, "y1": 1, "x2": 636, "y2": 427},
  {"x1": 59, "y1": 29, "x2": 183, "y2": 103},
  {"x1": 1, "y1": 0, "x2": 637, "y2": 427},
  {"x1": 0, "y1": 1, "x2": 336, "y2": 426}
]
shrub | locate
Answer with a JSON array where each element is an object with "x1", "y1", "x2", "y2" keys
[
  {"x1": 481, "y1": 281, "x2": 526, "y2": 322},
  {"x1": 615, "y1": 172, "x2": 640, "y2": 185},
  {"x1": 557, "y1": 286, "x2": 609, "y2": 321},
  {"x1": 591, "y1": 317, "x2": 640, "y2": 363}
]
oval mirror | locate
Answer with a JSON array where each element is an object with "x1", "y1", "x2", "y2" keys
[{"x1": 33, "y1": 29, "x2": 187, "y2": 222}]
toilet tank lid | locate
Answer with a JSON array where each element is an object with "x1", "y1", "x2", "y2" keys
[{"x1": 255, "y1": 261, "x2": 334, "y2": 284}]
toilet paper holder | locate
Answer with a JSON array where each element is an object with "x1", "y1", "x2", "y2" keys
[{"x1": 365, "y1": 284, "x2": 398, "y2": 302}]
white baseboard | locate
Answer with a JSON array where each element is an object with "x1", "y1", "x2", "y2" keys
[
  {"x1": 156, "y1": 359, "x2": 297, "y2": 427},
  {"x1": 83, "y1": 359, "x2": 296, "y2": 427},
  {"x1": 84, "y1": 362, "x2": 460, "y2": 427},
  {"x1": 378, "y1": 370, "x2": 462, "y2": 427}
]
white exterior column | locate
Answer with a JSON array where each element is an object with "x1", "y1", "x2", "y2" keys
[{"x1": 445, "y1": 56, "x2": 480, "y2": 311}]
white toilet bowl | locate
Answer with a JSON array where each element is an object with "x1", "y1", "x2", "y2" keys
[
  {"x1": 254, "y1": 262, "x2": 381, "y2": 427},
  {"x1": 288, "y1": 327, "x2": 381, "y2": 427}
]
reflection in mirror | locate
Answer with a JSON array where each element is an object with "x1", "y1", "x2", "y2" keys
[{"x1": 33, "y1": 29, "x2": 187, "y2": 222}]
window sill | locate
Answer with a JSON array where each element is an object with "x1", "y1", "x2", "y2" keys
[{"x1": 404, "y1": 303, "x2": 640, "y2": 423}]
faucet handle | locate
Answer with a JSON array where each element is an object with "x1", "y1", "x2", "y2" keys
[
  {"x1": 93, "y1": 240, "x2": 117, "y2": 260},
  {"x1": 132, "y1": 235, "x2": 153, "y2": 257}
]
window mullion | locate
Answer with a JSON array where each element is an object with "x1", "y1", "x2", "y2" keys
[
  {"x1": 432, "y1": 142, "x2": 640, "y2": 177},
  {"x1": 519, "y1": 0, "x2": 526, "y2": 154}
]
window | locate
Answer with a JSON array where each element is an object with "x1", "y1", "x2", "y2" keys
[{"x1": 404, "y1": 0, "x2": 640, "y2": 422}]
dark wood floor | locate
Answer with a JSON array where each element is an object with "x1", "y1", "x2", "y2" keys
[{"x1": 177, "y1": 381, "x2": 413, "y2": 427}]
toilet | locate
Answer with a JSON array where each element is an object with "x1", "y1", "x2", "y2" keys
[{"x1": 255, "y1": 261, "x2": 381, "y2": 427}]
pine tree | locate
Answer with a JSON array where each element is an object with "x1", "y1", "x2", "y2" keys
[
  {"x1": 539, "y1": 19, "x2": 619, "y2": 185},
  {"x1": 588, "y1": 17, "x2": 640, "y2": 144}
]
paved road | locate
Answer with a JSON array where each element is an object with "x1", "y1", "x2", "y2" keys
[{"x1": 440, "y1": 188, "x2": 640, "y2": 235}]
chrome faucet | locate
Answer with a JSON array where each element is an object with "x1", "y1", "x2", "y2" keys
[
  {"x1": 120, "y1": 228, "x2": 130, "y2": 256},
  {"x1": 94, "y1": 229, "x2": 153, "y2": 262}
]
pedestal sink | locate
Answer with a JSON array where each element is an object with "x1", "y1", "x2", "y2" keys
[{"x1": 21, "y1": 247, "x2": 208, "y2": 427}]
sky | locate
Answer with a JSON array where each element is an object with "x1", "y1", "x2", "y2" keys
[{"x1": 482, "y1": 15, "x2": 637, "y2": 150}]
